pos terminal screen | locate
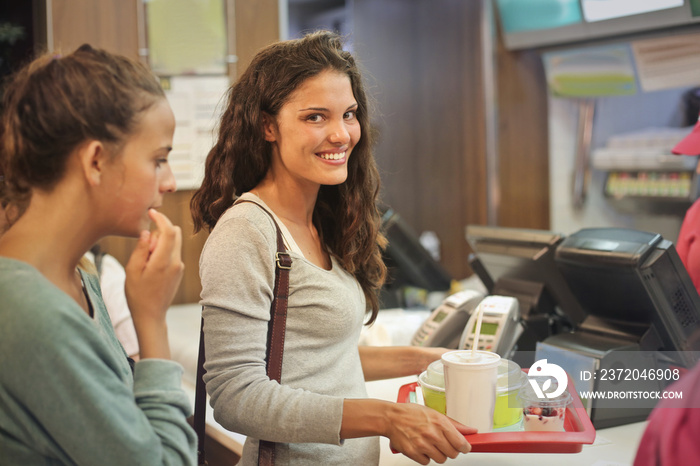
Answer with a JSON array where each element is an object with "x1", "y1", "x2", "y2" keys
[
  {"x1": 433, "y1": 310, "x2": 449, "y2": 324},
  {"x1": 474, "y1": 321, "x2": 499, "y2": 336}
]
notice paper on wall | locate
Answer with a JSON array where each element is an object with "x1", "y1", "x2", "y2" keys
[
  {"x1": 145, "y1": 0, "x2": 228, "y2": 76},
  {"x1": 631, "y1": 32, "x2": 700, "y2": 92},
  {"x1": 542, "y1": 44, "x2": 637, "y2": 98},
  {"x1": 161, "y1": 75, "x2": 230, "y2": 190}
]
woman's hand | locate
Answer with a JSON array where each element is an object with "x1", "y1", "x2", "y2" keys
[
  {"x1": 384, "y1": 402, "x2": 476, "y2": 465},
  {"x1": 414, "y1": 346, "x2": 451, "y2": 373},
  {"x1": 341, "y1": 399, "x2": 476, "y2": 465},
  {"x1": 124, "y1": 209, "x2": 184, "y2": 359}
]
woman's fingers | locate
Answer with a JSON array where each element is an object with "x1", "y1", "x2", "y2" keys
[
  {"x1": 145, "y1": 209, "x2": 183, "y2": 272},
  {"x1": 147, "y1": 209, "x2": 173, "y2": 258},
  {"x1": 387, "y1": 403, "x2": 473, "y2": 464},
  {"x1": 445, "y1": 419, "x2": 475, "y2": 453},
  {"x1": 125, "y1": 230, "x2": 151, "y2": 273},
  {"x1": 124, "y1": 210, "x2": 183, "y2": 317},
  {"x1": 423, "y1": 422, "x2": 470, "y2": 463}
]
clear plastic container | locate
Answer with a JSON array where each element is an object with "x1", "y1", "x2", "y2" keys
[
  {"x1": 517, "y1": 380, "x2": 572, "y2": 432},
  {"x1": 418, "y1": 370, "x2": 445, "y2": 414},
  {"x1": 493, "y1": 359, "x2": 527, "y2": 430},
  {"x1": 426, "y1": 359, "x2": 444, "y2": 387}
]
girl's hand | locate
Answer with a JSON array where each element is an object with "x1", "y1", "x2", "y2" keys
[{"x1": 124, "y1": 209, "x2": 184, "y2": 359}]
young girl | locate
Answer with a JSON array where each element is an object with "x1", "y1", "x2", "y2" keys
[
  {"x1": 191, "y1": 31, "x2": 475, "y2": 465},
  {"x1": 0, "y1": 45, "x2": 196, "y2": 465}
]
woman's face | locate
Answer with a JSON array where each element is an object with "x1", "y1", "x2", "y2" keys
[
  {"x1": 102, "y1": 98, "x2": 176, "y2": 236},
  {"x1": 264, "y1": 69, "x2": 361, "y2": 190}
]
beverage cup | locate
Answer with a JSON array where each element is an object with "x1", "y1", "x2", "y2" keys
[
  {"x1": 441, "y1": 350, "x2": 501, "y2": 433},
  {"x1": 493, "y1": 359, "x2": 527, "y2": 430},
  {"x1": 418, "y1": 370, "x2": 446, "y2": 414}
]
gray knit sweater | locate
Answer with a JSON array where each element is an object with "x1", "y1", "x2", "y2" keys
[{"x1": 199, "y1": 193, "x2": 380, "y2": 465}]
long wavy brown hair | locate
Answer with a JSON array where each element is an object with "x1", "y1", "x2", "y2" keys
[{"x1": 191, "y1": 31, "x2": 387, "y2": 323}]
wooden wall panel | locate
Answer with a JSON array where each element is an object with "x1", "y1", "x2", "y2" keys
[
  {"x1": 495, "y1": 30, "x2": 550, "y2": 229},
  {"x1": 50, "y1": 0, "x2": 139, "y2": 58},
  {"x1": 233, "y1": 0, "x2": 279, "y2": 79},
  {"x1": 352, "y1": 0, "x2": 489, "y2": 280}
]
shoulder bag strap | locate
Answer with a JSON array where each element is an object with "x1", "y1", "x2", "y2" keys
[
  {"x1": 194, "y1": 316, "x2": 208, "y2": 465},
  {"x1": 193, "y1": 199, "x2": 292, "y2": 466}
]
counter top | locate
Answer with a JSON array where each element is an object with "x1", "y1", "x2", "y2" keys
[
  {"x1": 366, "y1": 376, "x2": 647, "y2": 465},
  {"x1": 167, "y1": 304, "x2": 648, "y2": 465}
]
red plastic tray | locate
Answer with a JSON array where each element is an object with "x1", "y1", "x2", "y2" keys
[{"x1": 395, "y1": 371, "x2": 595, "y2": 453}]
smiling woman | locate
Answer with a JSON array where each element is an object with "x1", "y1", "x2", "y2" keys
[
  {"x1": 262, "y1": 69, "x2": 360, "y2": 190},
  {"x1": 258, "y1": 69, "x2": 361, "y2": 254},
  {"x1": 190, "y1": 30, "x2": 477, "y2": 465},
  {"x1": 0, "y1": 44, "x2": 196, "y2": 465}
]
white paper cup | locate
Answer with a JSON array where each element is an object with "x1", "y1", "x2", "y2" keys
[{"x1": 442, "y1": 350, "x2": 501, "y2": 433}]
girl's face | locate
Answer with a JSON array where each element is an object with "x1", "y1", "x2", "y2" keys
[
  {"x1": 103, "y1": 98, "x2": 176, "y2": 236},
  {"x1": 264, "y1": 70, "x2": 361, "y2": 191}
]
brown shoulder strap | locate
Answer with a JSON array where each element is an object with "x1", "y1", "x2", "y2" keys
[
  {"x1": 193, "y1": 199, "x2": 291, "y2": 466},
  {"x1": 194, "y1": 316, "x2": 208, "y2": 465}
]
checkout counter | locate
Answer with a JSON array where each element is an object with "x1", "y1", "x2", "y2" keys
[
  {"x1": 166, "y1": 303, "x2": 649, "y2": 465},
  {"x1": 368, "y1": 376, "x2": 647, "y2": 466}
]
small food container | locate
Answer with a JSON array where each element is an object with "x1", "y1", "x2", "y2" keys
[
  {"x1": 493, "y1": 359, "x2": 527, "y2": 430},
  {"x1": 418, "y1": 370, "x2": 445, "y2": 414},
  {"x1": 517, "y1": 380, "x2": 572, "y2": 432}
]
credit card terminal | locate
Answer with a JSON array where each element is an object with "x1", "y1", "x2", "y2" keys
[
  {"x1": 459, "y1": 295, "x2": 521, "y2": 357},
  {"x1": 411, "y1": 290, "x2": 485, "y2": 348}
]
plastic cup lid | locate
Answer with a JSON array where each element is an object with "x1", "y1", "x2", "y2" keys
[
  {"x1": 496, "y1": 359, "x2": 526, "y2": 392},
  {"x1": 418, "y1": 370, "x2": 445, "y2": 393},
  {"x1": 426, "y1": 360, "x2": 445, "y2": 388},
  {"x1": 518, "y1": 379, "x2": 571, "y2": 407},
  {"x1": 428, "y1": 359, "x2": 444, "y2": 375},
  {"x1": 442, "y1": 350, "x2": 501, "y2": 367}
]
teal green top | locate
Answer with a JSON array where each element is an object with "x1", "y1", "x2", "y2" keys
[{"x1": 0, "y1": 257, "x2": 196, "y2": 465}]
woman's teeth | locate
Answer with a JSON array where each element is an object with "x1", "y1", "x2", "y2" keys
[{"x1": 318, "y1": 151, "x2": 345, "y2": 160}]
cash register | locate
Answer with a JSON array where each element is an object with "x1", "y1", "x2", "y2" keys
[
  {"x1": 468, "y1": 226, "x2": 700, "y2": 429},
  {"x1": 538, "y1": 228, "x2": 700, "y2": 428},
  {"x1": 466, "y1": 225, "x2": 586, "y2": 368}
]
